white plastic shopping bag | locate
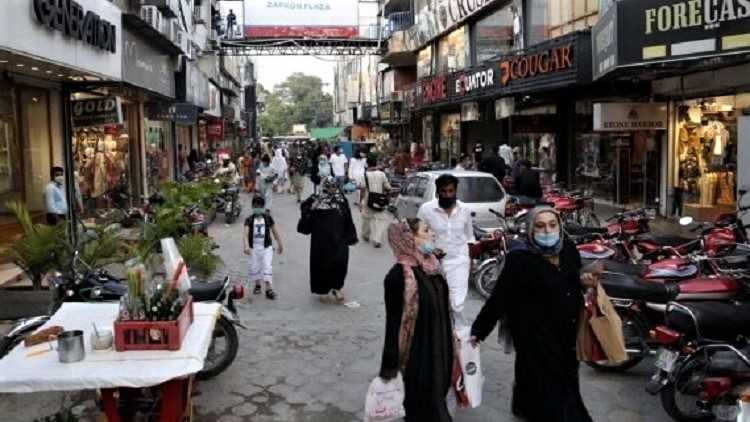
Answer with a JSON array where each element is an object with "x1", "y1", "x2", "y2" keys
[
  {"x1": 456, "y1": 326, "x2": 484, "y2": 408},
  {"x1": 363, "y1": 374, "x2": 406, "y2": 422},
  {"x1": 161, "y1": 237, "x2": 191, "y2": 292}
]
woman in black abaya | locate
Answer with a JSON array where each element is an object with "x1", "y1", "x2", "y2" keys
[
  {"x1": 470, "y1": 206, "x2": 597, "y2": 422},
  {"x1": 298, "y1": 177, "x2": 357, "y2": 303}
]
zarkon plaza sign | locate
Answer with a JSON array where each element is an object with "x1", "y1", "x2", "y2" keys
[{"x1": 32, "y1": 0, "x2": 117, "y2": 53}]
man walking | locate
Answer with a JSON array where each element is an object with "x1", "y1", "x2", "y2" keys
[
  {"x1": 417, "y1": 174, "x2": 475, "y2": 325},
  {"x1": 44, "y1": 166, "x2": 68, "y2": 225},
  {"x1": 360, "y1": 156, "x2": 390, "y2": 248},
  {"x1": 289, "y1": 149, "x2": 308, "y2": 203},
  {"x1": 479, "y1": 145, "x2": 507, "y2": 182},
  {"x1": 330, "y1": 146, "x2": 348, "y2": 189}
]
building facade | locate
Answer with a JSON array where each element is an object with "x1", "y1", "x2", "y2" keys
[{"x1": 379, "y1": 0, "x2": 750, "y2": 217}]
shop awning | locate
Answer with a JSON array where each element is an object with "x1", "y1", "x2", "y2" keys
[{"x1": 310, "y1": 127, "x2": 345, "y2": 140}]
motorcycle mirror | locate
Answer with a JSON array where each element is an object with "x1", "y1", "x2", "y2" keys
[{"x1": 679, "y1": 216, "x2": 694, "y2": 226}]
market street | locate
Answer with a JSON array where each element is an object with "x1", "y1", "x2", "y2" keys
[{"x1": 0, "y1": 187, "x2": 674, "y2": 422}]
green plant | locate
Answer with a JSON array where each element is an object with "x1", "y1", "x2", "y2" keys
[
  {"x1": 69, "y1": 224, "x2": 131, "y2": 270},
  {"x1": 177, "y1": 235, "x2": 223, "y2": 279},
  {"x1": 4, "y1": 201, "x2": 67, "y2": 290}
]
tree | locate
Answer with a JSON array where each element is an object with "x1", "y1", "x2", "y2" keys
[{"x1": 258, "y1": 73, "x2": 333, "y2": 137}]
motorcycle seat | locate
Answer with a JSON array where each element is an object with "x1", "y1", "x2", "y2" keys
[
  {"x1": 636, "y1": 234, "x2": 696, "y2": 247},
  {"x1": 600, "y1": 272, "x2": 679, "y2": 303},
  {"x1": 566, "y1": 225, "x2": 609, "y2": 237},
  {"x1": 189, "y1": 281, "x2": 226, "y2": 302},
  {"x1": 595, "y1": 260, "x2": 646, "y2": 277},
  {"x1": 666, "y1": 301, "x2": 750, "y2": 342}
]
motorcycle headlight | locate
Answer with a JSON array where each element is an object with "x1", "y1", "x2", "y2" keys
[{"x1": 91, "y1": 287, "x2": 103, "y2": 299}]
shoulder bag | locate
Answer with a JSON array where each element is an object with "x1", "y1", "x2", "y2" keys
[{"x1": 365, "y1": 172, "x2": 389, "y2": 212}]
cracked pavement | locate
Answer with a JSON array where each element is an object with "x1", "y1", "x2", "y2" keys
[{"x1": 0, "y1": 185, "x2": 674, "y2": 421}]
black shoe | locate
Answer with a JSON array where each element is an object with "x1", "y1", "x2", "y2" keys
[
  {"x1": 253, "y1": 285, "x2": 262, "y2": 295},
  {"x1": 374, "y1": 242, "x2": 382, "y2": 249},
  {"x1": 265, "y1": 289, "x2": 277, "y2": 300}
]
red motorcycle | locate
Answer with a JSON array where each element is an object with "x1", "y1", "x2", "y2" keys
[
  {"x1": 543, "y1": 188, "x2": 601, "y2": 228},
  {"x1": 470, "y1": 209, "x2": 510, "y2": 299},
  {"x1": 647, "y1": 301, "x2": 750, "y2": 421},
  {"x1": 584, "y1": 253, "x2": 746, "y2": 373}
]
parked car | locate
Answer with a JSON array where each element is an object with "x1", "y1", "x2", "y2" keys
[{"x1": 394, "y1": 170, "x2": 508, "y2": 230}]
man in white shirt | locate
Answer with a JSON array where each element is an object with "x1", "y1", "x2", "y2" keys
[
  {"x1": 329, "y1": 146, "x2": 348, "y2": 189},
  {"x1": 360, "y1": 156, "x2": 391, "y2": 248},
  {"x1": 499, "y1": 142, "x2": 513, "y2": 166},
  {"x1": 417, "y1": 174, "x2": 475, "y2": 325}
]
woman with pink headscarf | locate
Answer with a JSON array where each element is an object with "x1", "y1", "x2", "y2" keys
[{"x1": 378, "y1": 219, "x2": 463, "y2": 421}]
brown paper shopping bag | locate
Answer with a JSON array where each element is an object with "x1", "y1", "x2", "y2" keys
[{"x1": 589, "y1": 284, "x2": 628, "y2": 364}]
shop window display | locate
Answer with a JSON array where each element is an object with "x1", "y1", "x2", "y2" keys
[
  {"x1": 437, "y1": 26, "x2": 469, "y2": 74},
  {"x1": 417, "y1": 46, "x2": 433, "y2": 79},
  {"x1": 675, "y1": 98, "x2": 738, "y2": 218},
  {"x1": 73, "y1": 125, "x2": 131, "y2": 214},
  {"x1": 145, "y1": 125, "x2": 172, "y2": 195},
  {"x1": 474, "y1": 0, "x2": 523, "y2": 63},
  {"x1": 439, "y1": 113, "x2": 461, "y2": 163}
]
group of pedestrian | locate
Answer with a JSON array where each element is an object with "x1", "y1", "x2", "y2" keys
[{"x1": 377, "y1": 172, "x2": 599, "y2": 421}]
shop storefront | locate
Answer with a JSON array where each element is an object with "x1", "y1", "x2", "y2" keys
[
  {"x1": 119, "y1": 28, "x2": 177, "y2": 197},
  {"x1": 0, "y1": 0, "x2": 122, "y2": 248},
  {"x1": 593, "y1": 0, "x2": 750, "y2": 217}
]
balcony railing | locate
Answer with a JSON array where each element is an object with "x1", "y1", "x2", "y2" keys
[{"x1": 382, "y1": 12, "x2": 413, "y2": 39}]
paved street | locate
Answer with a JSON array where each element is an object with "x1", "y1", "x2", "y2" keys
[{"x1": 0, "y1": 187, "x2": 676, "y2": 422}]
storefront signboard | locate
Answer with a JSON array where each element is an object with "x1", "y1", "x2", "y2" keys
[
  {"x1": 122, "y1": 30, "x2": 175, "y2": 98},
  {"x1": 0, "y1": 0, "x2": 121, "y2": 80},
  {"x1": 71, "y1": 97, "x2": 123, "y2": 127},
  {"x1": 149, "y1": 103, "x2": 199, "y2": 125},
  {"x1": 450, "y1": 64, "x2": 499, "y2": 99},
  {"x1": 593, "y1": 0, "x2": 750, "y2": 79},
  {"x1": 418, "y1": 75, "x2": 449, "y2": 107},
  {"x1": 593, "y1": 102, "x2": 668, "y2": 131},
  {"x1": 495, "y1": 32, "x2": 591, "y2": 95},
  {"x1": 207, "y1": 121, "x2": 223, "y2": 140}
]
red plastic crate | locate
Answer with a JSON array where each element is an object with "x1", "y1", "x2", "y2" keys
[{"x1": 114, "y1": 298, "x2": 194, "y2": 351}]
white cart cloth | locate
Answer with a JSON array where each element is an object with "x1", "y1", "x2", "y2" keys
[{"x1": 0, "y1": 302, "x2": 220, "y2": 393}]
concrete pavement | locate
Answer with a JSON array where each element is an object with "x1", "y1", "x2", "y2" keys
[{"x1": 0, "y1": 185, "x2": 676, "y2": 421}]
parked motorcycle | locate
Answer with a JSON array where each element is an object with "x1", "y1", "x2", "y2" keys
[
  {"x1": 0, "y1": 252, "x2": 243, "y2": 381},
  {"x1": 646, "y1": 301, "x2": 750, "y2": 421}
]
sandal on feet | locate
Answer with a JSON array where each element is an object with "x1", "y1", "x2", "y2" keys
[
  {"x1": 265, "y1": 289, "x2": 277, "y2": 300},
  {"x1": 331, "y1": 290, "x2": 345, "y2": 304},
  {"x1": 253, "y1": 285, "x2": 262, "y2": 295}
]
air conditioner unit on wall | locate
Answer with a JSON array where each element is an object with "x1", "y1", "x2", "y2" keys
[
  {"x1": 171, "y1": 20, "x2": 182, "y2": 42},
  {"x1": 175, "y1": 30, "x2": 189, "y2": 54},
  {"x1": 140, "y1": 6, "x2": 162, "y2": 31}
]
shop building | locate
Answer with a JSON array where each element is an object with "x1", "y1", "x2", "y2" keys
[
  {"x1": 0, "y1": 0, "x2": 123, "y2": 251},
  {"x1": 592, "y1": 0, "x2": 750, "y2": 219}
]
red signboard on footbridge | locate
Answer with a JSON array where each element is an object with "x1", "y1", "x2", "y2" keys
[{"x1": 244, "y1": 0, "x2": 359, "y2": 39}]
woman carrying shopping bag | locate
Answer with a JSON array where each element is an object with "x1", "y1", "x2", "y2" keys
[
  {"x1": 470, "y1": 206, "x2": 598, "y2": 422},
  {"x1": 378, "y1": 219, "x2": 462, "y2": 422}
]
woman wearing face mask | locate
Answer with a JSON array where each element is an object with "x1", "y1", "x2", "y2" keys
[
  {"x1": 298, "y1": 177, "x2": 358, "y2": 303},
  {"x1": 379, "y1": 219, "x2": 459, "y2": 422},
  {"x1": 469, "y1": 206, "x2": 597, "y2": 422}
]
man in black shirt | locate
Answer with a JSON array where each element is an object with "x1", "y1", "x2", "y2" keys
[
  {"x1": 478, "y1": 145, "x2": 506, "y2": 182},
  {"x1": 514, "y1": 160, "x2": 543, "y2": 199}
]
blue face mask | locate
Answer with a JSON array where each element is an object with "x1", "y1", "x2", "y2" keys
[
  {"x1": 534, "y1": 232, "x2": 560, "y2": 248},
  {"x1": 252, "y1": 208, "x2": 265, "y2": 215},
  {"x1": 418, "y1": 242, "x2": 435, "y2": 255}
]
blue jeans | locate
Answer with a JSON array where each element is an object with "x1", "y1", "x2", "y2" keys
[{"x1": 335, "y1": 176, "x2": 346, "y2": 189}]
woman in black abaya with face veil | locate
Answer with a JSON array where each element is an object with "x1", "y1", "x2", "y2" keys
[
  {"x1": 298, "y1": 177, "x2": 358, "y2": 304},
  {"x1": 470, "y1": 206, "x2": 597, "y2": 422}
]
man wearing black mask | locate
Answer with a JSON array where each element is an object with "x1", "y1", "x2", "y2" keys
[{"x1": 417, "y1": 174, "x2": 475, "y2": 326}]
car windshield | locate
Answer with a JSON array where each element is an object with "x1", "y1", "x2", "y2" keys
[{"x1": 456, "y1": 177, "x2": 504, "y2": 203}]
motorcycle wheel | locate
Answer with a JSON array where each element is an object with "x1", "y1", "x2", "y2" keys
[
  {"x1": 585, "y1": 309, "x2": 646, "y2": 372},
  {"x1": 197, "y1": 316, "x2": 239, "y2": 380},
  {"x1": 660, "y1": 356, "x2": 714, "y2": 422},
  {"x1": 474, "y1": 257, "x2": 505, "y2": 300},
  {"x1": 226, "y1": 211, "x2": 235, "y2": 224}
]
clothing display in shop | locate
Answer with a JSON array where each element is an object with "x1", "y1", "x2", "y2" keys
[
  {"x1": 698, "y1": 173, "x2": 717, "y2": 207},
  {"x1": 73, "y1": 127, "x2": 130, "y2": 204},
  {"x1": 717, "y1": 171, "x2": 735, "y2": 206}
]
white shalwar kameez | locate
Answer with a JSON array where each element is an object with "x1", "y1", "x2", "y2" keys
[{"x1": 417, "y1": 199, "x2": 475, "y2": 326}]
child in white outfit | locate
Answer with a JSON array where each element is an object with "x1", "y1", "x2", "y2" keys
[{"x1": 243, "y1": 196, "x2": 283, "y2": 300}]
